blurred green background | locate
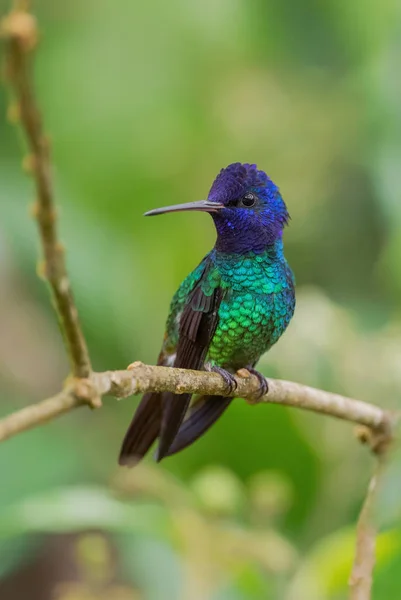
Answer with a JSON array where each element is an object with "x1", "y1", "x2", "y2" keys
[{"x1": 1, "y1": 0, "x2": 401, "y2": 598}]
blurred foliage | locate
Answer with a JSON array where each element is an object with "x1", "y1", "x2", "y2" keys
[{"x1": 1, "y1": 0, "x2": 401, "y2": 598}]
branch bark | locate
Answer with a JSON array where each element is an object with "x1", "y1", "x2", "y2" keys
[
  {"x1": 1, "y1": 8, "x2": 92, "y2": 380},
  {"x1": 0, "y1": 363, "x2": 394, "y2": 448}
]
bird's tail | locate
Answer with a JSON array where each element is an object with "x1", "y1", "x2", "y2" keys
[
  {"x1": 119, "y1": 392, "x2": 232, "y2": 464},
  {"x1": 118, "y1": 391, "x2": 163, "y2": 466},
  {"x1": 119, "y1": 389, "x2": 194, "y2": 465},
  {"x1": 165, "y1": 395, "x2": 233, "y2": 457}
]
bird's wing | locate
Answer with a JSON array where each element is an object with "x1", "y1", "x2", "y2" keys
[
  {"x1": 157, "y1": 258, "x2": 225, "y2": 460},
  {"x1": 119, "y1": 255, "x2": 222, "y2": 465},
  {"x1": 160, "y1": 255, "x2": 212, "y2": 358}
]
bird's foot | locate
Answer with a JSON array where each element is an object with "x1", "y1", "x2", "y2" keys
[
  {"x1": 206, "y1": 364, "x2": 238, "y2": 395},
  {"x1": 237, "y1": 367, "x2": 268, "y2": 402}
]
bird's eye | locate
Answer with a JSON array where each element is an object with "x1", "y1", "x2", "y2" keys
[{"x1": 240, "y1": 193, "x2": 256, "y2": 208}]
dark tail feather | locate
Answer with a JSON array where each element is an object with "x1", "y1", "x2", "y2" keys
[
  {"x1": 156, "y1": 392, "x2": 192, "y2": 461},
  {"x1": 118, "y1": 392, "x2": 163, "y2": 466},
  {"x1": 165, "y1": 395, "x2": 233, "y2": 457}
]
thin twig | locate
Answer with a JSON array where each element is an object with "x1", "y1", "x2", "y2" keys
[
  {"x1": 0, "y1": 387, "x2": 82, "y2": 442},
  {"x1": 349, "y1": 455, "x2": 388, "y2": 600},
  {"x1": 0, "y1": 363, "x2": 394, "y2": 446},
  {"x1": 1, "y1": 8, "x2": 92, "y2": 379}
]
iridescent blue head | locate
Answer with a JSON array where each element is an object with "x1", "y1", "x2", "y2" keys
[{"x1": 145, "y1": 162, "x2": 289, "y2": 254}]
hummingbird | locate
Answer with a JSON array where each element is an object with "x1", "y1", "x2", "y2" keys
[{"x1": 119, "y1": 162, "x2": 295, "y2": 465}]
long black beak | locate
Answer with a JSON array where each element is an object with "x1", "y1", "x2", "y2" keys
[{"x1": 144, "y1": 200, "x2": 224, "y2": 217}]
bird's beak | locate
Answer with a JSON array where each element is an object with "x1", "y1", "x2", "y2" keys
[{"x1": 144, "y1": 200, "x2": 224, "y2": 216}]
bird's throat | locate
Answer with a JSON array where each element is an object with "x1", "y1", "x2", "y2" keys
[{"x1": 213, "y1": 213, "x2": 282, "y2": 255}]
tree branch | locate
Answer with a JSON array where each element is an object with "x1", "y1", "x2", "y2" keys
[
  {"x1": 0, "y1": 363, "x2": 394, "y2": 447},
  {"x1": 348, "y1": 455, "x2": 386, "y2": 600},
  {"x1": 1, "y1": 8, "x2": 92, "y2": 379},
  {"x1": 348, "y1": 419, "x2": 395, "y2": 600}
]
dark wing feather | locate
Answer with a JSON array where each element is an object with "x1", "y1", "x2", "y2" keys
[
  {"x1": 119, "y1": 258, "x2": 223, "y2": 466},
  {"x1": 118, "y1": 343, "x2": 171, "y2": 466},
  {"x1": 165, "y1": 395, "x2": 233, "y2": 457},
  {"x1": 157, "y1": 275, "x2": 224, "y2": 461},
  {"x1": 118, "y1": 391, "x2": 163, "y2": 466}
]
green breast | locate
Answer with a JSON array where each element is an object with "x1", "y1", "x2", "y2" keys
[{"x1": 206, "y1": 247, "x2": 295, "y2": 369}]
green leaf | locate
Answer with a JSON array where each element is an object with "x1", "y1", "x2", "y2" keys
[{"x1": 0, "y1": 486, "x2": 169, "y2": 540}]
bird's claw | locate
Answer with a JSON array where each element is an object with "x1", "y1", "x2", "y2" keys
[
  {"x1": 209, "y1": 365, "x2": 238, "y2": 395},
  {"x1": 245, "y1": 367, "x2": 269, "y2": 399}
]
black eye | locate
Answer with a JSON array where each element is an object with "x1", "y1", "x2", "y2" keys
[{"x1": 240, "y1": 193, "x2": 256, "y2": 208}]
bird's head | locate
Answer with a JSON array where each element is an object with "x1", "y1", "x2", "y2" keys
[{"x1": 145, "y1": 163, "x2": 289, "y2": 254}]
